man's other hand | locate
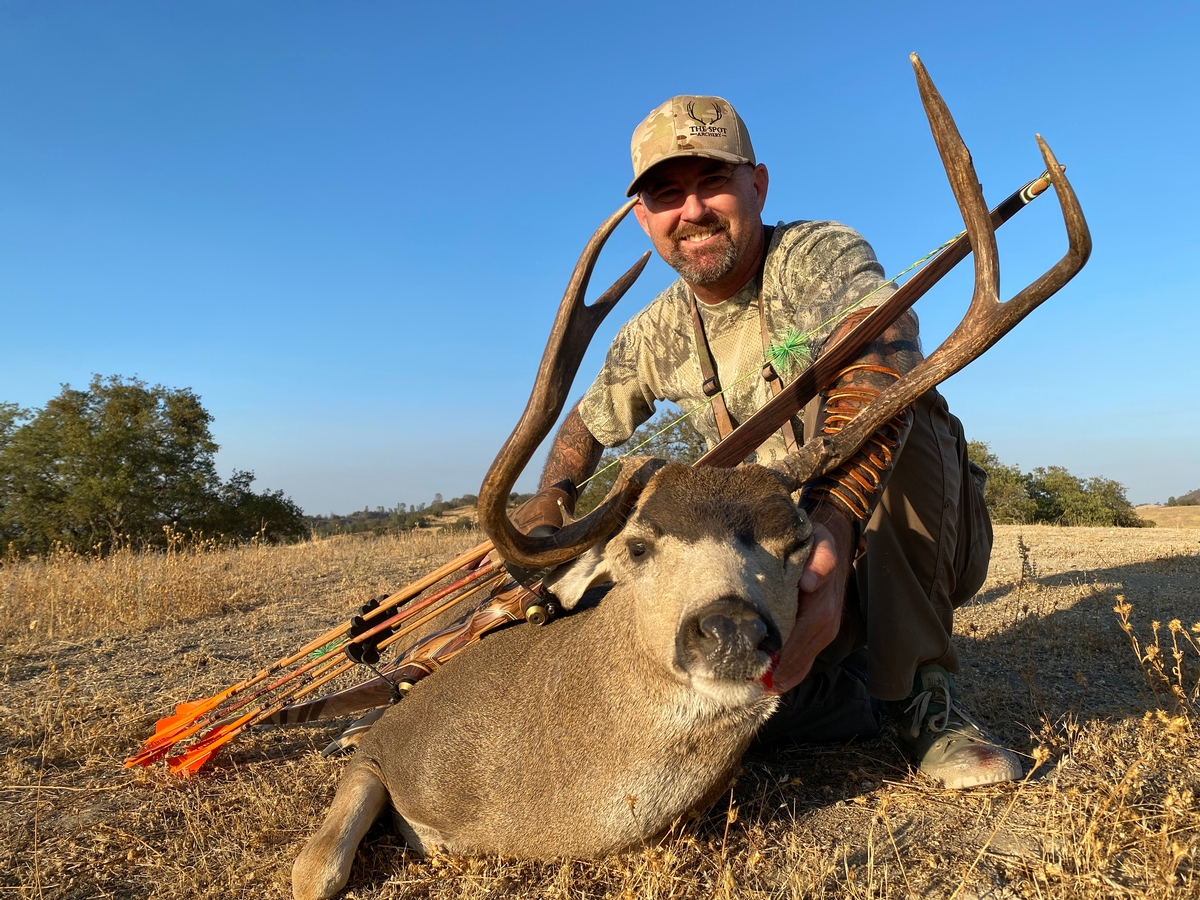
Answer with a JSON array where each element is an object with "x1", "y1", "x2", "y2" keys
[
  {"x1": 477, "y1": 481, "x2": 579, "y2": 571},
  {"x1": 769, "y1": 509, "x2": 853, "y2": 694},
  {"x1": 509, "y1": 480, "x2": 578, "y2": 535}
]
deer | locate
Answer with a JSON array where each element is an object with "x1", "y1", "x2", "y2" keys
[{"x1": 291, "y1": 55, "x2": 1089, "y2": 900}]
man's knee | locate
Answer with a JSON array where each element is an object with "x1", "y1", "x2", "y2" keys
[
  {"x1": 867, "y1": 390, "x2": 991, "y2": 607},
  {"x1": 945, "y1": 406, "x2": 993, "y2": 608}
]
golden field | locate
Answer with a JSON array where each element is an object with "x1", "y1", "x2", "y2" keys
[
  {"x1": 1136, "y1": 505, "x2": 1200, "y2": 528},
  {"x1": 2, "y1": 524, "x2": 1198, "y2": 899}
]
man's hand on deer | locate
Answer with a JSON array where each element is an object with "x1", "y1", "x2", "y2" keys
[{"x1": 769, "y1": 510, "x2": 851, "y2": 694}]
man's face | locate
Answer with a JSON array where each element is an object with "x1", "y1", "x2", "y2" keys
[{"x1": 634, "y1": 158, "x2": 769, "y2": 289}]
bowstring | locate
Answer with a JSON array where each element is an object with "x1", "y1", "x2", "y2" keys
[{"x1": 577, "y1": 229, "x2": 964, "y2": 490}]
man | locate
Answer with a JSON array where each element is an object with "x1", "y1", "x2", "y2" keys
[{"x1": 526, "y1": 96, "x2": 1020, "y2": 789}]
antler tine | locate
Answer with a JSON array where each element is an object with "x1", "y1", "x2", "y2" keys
[
  {"x1": 478, "y1": 201, "x2": 654, "y2": 569},
  {"x1": 910, "y1": 53, "x2": 1001, "y2": 317},
  {"x1": 772, "y1": 54, "x2": 1090, "y2": 492}
]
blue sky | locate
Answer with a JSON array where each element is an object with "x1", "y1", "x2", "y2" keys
[{"x1": 2, "y1": 1, "x2": 1197, "y2": 513}]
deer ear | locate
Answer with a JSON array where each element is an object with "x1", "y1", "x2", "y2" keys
[{"x1": 543, "y1": 544, "x2": 612, "y2": 610}]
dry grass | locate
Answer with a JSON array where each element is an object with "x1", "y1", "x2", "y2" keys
[
  {"x1": 0, "y1": 528, "x2": 485, "y2": 648},
  {"x1": 1136, "y1": 505, "x2": 1200, "y2": 528},
  {"x1": 2, "y1": 524, "x2": 1199, "y2": 899}
]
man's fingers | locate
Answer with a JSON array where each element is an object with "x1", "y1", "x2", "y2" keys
[
  {"x1": 800, "y1": 523, "x2": 838, "y2": 592},
  {"x1": 769, "y1": 577, "x2": 843, "y2": 694},
  {"x1": 769, "y1": 511, "x2": 855, "y2": 695}
]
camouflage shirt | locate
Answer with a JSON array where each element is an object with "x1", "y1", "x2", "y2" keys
[{"x1": 577, "y1": 220, "x2": 897, "y2": 465}]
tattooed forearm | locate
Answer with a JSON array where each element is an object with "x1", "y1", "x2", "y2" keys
[
  {"x1": 826, "y1": 309, "x2": 923, "y2": 404},
  {"x1": 802, "y1": 309, "x2": 920, "y2": 531},
  {"x1": 539, "y1": 404, "x2": 604, "y2": 491}
]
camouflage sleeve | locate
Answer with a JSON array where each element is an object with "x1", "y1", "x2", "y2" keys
[
  {"x1": 576, "y1": 319, "x2": 659, "y2": 448},
  {"x1": 773, "y1": 222, "x2": 898, "y2": 348}
]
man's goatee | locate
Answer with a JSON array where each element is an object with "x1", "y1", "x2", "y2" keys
[{"x1": 666, "y1": 224, "x2": 741, "y2": 285}]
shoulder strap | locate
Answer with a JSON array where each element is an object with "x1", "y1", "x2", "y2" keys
[{"x1": 690, "y1": 293, "x2": 736, "y2": 440}]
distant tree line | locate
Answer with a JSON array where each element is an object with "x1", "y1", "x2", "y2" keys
[
  {"x1": 966, "y1": 442, "x2": 1149, "y2": 527},
  {"x1": 311, "y1": 493, "x2": 470, "y2": 537},
  {"x1": 575, "y1": 408, "x2": 1151, "y2": 528},
  {"x1": 3, "y1": 375, "x2": 1157, "y2": 559},
  {"x1": 306, "y1": 492, "x2": 537, "y2": 538},
  {"x1": 0, "y1": 376, "x2": 307, "y2": 556},
  {"x1": 1166, "y1": 488, "x2": 1200, "y2": 507}
]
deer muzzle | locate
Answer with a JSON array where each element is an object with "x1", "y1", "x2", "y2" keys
[{"x1": 678, "y1": 597, "x2": 781, "y2": 682}]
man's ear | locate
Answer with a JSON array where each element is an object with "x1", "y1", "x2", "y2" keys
[
  {"x1": 752, "y1": 163, "x2": 769, "y2": 215},
  {"x1": 543, "y1": 544, "x2": 613, "y2": 610},
  {"x1": 633, "y1": 197, "x2": 652, "y2": 237}
]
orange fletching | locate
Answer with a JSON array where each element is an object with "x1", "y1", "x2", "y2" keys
[
  {"x1": 154, "y1": 688, "x2": 236, "y2": 733},
  {"x1": 122, "y1": 686, "x2": 239, "y2": 768},
  {"x1": 124, "y1": 719, "x2": 207, "y2": 768},
  {"x1": 165, "y1": 711, "x2": 256, "y2": 776},
  {"x1": 124, "y1": 745, "x2": 170, "y2": 769},
  {"x1": 166, "y1": 744, "x2": 224, "y2": 777}
]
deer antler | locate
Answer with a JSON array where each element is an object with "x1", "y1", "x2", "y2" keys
[
  {"x1": 770, "y1": 53, "x2": 1091, "y2": 491},
  {"x1": 477, "y1": 202, "x2": 657, "y2": 569}
]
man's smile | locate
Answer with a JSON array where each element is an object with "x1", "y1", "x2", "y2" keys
[
  {"x1": 660, "y1": 216, "x2": 741, "y2": 285},
  {"x1": 674, "y1": 225, "x2": 730, "y2": 250}
]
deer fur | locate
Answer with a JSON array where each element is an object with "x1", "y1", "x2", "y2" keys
[{"x1": 292, "y1": 463, "x2": 812, "y2": 900}]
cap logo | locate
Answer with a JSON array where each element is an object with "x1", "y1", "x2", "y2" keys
[
  {"x1": 627, "y1": 95, "x2": 751, "y2": 195},
  {"x1": 685, "y1": 100, "x2": 729, "y2": 137}
]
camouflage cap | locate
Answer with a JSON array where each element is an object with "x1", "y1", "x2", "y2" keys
[{"x1": 626, "y1": 95, "x2": 755, "y2": 197}]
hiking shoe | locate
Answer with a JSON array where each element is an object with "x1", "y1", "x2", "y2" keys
[{"x1": 892, "y1": 666, "x2": 1022, "y2": 789}]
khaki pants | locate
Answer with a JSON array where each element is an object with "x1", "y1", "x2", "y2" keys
[{"x1": 755, "y1": 388, "x2": 992, "y2": 747}]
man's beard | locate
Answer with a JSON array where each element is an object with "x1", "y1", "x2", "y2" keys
[{"x1": 664, "y1": 217, "x2": 740, "y2": 285}]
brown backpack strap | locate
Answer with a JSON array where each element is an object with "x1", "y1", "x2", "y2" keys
[{"x1": 690, "y1": 293, "x2": 736, "y2": 440}]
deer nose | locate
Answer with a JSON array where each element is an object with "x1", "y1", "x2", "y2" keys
[
  {"x1": 678, "y1": 598, "x2": 777, "y2": 681},
  {"x1": 699, "y1": 613, "x2": 767, "y2": 651}
]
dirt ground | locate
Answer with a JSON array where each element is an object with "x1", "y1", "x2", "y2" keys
[{"x1": 2, "y1": 524, "x2": 1198, "y2": 899}]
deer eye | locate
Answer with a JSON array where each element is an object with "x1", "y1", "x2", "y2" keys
[{"x1": 628, "y1": 540, "x2": 647, "y2": 559}]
